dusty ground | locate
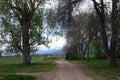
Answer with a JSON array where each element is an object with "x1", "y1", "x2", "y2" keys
[{"x1": 19, "y1": 60, "x2": 94, "y2": 80}]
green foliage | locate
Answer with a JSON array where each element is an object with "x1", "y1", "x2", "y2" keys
[
  {"x1": 0, "y1": 1, "x2": 9, "y2": 13},
  {"x1": 30, "y1": 10, "x2": 49, "y2": 46},
  {"x1": 0, "y1": 75, "x2": 36, "y2": 80},
  {"x1": 90, "y1": 40, "x2": 105, "y2": 59},
  {"x1": 66, "y1": 52, "x2": 78, "y2": 60}
]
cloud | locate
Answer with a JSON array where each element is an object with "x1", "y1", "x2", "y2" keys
[
  {"x1": 37, "y1": 36, "x2": 66, "y2": 54},
  {"x1": 48, "y1": 36, "x2": 66, "y2": 49},
  {"x1": 44, "y1": 0, "x2": 58, "y2": 9}
]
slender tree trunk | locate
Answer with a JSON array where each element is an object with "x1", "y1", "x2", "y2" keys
[
  {"x1": 87, "y1": 49, "x2": 90, "y2": 62},
  {"x1": 77, "y1": 43, "x2": 82, "y2": 59},
  {"x1": 82, "y1": 46, "x2": 87, "y2": 60}
]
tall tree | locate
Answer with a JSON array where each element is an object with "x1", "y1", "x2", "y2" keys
[
  {"x1": 91, "y1": 0, "x2": 118, "y2": 66},
  {"x1": 0, "y1": 0, "x2": 46, "y2": 65}
]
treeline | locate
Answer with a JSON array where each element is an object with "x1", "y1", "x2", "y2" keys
[{"x1": 46, "y1": 0, "x2": 120, "y2": 66}]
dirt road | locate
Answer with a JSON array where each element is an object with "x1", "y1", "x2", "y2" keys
[{"x1": 20, "y1": 60, "x2": 93, "y2": 80}]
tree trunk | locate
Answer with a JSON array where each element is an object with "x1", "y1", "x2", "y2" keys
[
  {"x1": 20, "y1": 11, "x2": 32, "y2": 65},
  {"x1": 107, "y1": 0, "x2": 118, "y2": 67},
  {"x1": 87, "y1": 47, "x2": 90, "y2": 62},
  {"x1": 22, "y1": 22, "x2": 31, "y2": 65},
  {"x1": 82, "y1": 48, "x2": 86, "y2": 60},
  {"x1": 107, "y1": 53, "x2": 117, "y2": 66},
  {"x1": 77, "y1": 43, "x2": 82, "y2": 59}
]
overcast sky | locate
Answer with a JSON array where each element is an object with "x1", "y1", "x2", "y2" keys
[{"x1": 37, "y1": 36, "x2": 66, "y2": 54}]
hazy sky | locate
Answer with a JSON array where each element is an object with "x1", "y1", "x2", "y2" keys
[{"x1": 39, "y1": 36, "x2": 66, "y2": 50}]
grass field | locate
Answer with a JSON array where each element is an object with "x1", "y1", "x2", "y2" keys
[
  {"x1": 0, "y1": 56, "x2": 56, "y2": 80},
  {"x1": 71, "y1": 59, "x2": 120, "y2": 80},
  {"x1": 0, "y1": 75, "x2": 36, "y2": 80}
]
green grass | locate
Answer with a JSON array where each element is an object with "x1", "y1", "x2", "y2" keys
[
  {"x1": 71, "y1": 59, "x2": 120, "y2": 80},
  {"x1": 80, "y1": 59, "x2": 120, "y2": 77},
  {"x1": 0, "y1": 74, "x2": 36, "y2": 80},
  {"x1": 0, "y1": 57, "x2": 55, "y2": 74}
]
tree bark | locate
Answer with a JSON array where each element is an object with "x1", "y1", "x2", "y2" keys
[
  {"x1": 77, "y1": 43, "x2": 82, "y2": 59},
  {"x1": 107, "y1": 0, "x2": 118, "y2": 66},
  {"x1": 107, "y1": 53, "x2": 117, "y2": 66},
  {"x1": 22, "y1": 22, "x2": 31, "y2": 65},
  {"x1": 21, "y1": 11, "x2": 32, "y2": 65},
  {"x1": 87, "y1": 48, "x2": 90, "y2": 62}
]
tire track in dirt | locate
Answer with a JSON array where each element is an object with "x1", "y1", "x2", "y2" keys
[{"x1": 18, "y1": 60, "x2": 93, "y2": 80}]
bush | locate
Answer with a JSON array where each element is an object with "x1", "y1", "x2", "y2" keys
[{"x1": 65, "y1": 52, "x2": 78, "y2": 60}]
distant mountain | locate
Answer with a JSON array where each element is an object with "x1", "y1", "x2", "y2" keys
[{"x1": 37, "y1": 48, "x2": 65, "y2": 55}]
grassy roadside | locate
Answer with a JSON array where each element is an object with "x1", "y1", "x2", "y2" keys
[
  {"x1": 70, "y1": 59, "x2": 120, "y2": 80},
  {"x1": 0, "y1": 75, "x2": 36, "y2": 80},
  {"x1": 0, "y1": 57, "x2": 56, "y2": 80},
  {"x1": 0, "y1": 57, "x2": 56, "y2": 73}
]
